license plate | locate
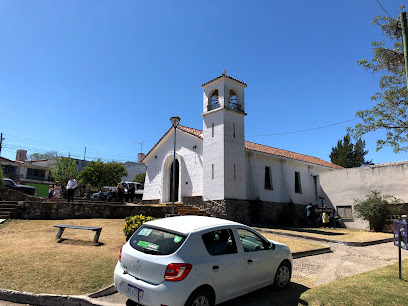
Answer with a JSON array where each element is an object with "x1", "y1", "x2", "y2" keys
[{"x1": 126, "y1": 283, "x2": 144, "y2": 300}]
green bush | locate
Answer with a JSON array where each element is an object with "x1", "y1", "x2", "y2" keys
[
  {"x1": 123, "y1": 214, "x2": 156, "y2": 241},
  {"x1": 354, "y1": 190, "x2": 402, "y2": 232}
]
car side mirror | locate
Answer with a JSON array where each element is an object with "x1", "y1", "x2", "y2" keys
[{"x1": 269, "y1": 242, "x2": 275, "y2": 250}]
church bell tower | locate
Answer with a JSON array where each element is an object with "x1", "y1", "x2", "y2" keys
[{"x1": 201, "y1": 71, "x2": 247, "y2": 200}]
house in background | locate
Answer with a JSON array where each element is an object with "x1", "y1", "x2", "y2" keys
[
  {"x1": 142, "y1": 73, "x2": 342, "y2": 225},
  {"x1": 121, "y1": 153, "x2": 147, "y2": 182}
]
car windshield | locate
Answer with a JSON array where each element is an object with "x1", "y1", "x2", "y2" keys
[{"x1": 129, "y1": 226, "x2": 187, "y2": 256}]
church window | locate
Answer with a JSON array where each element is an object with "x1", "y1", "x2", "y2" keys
[
  {"x1": 295, "y1": 171, "x2": 302, "y2": 194},
  {"x1": 264, "y1": 167, "x2": 273, "y2": 190},
  {"x1": 212, "y1": 123, "x2": 214, "y2": 137},
  {"x1": 208, "y1": 90, "x2": 220, "y2": 111},
  {"x1": 337, "y1": 206, "x2": 353, "y2": 220},
  {"x1": 212, "y1": 164, "x2": 214, "y2": 179},
  {"x1": 229, "y1": 90, "x2": 240, "y2": 111}
]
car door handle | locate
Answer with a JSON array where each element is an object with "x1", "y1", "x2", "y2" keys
[
  {"x1": 247, "y1": 259, "x2": 253, "y2": 263},
  {"x1": 212, "y1": 265, "x2": 219, "y2": 270}
]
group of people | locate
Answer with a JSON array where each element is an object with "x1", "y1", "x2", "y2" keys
[
  {"x1": 47, "y1": 175, "x2": 78, "y2": 202},
  {"x1": 306, "y1": 203, "x2": 331, "y2": 228},
  {"x1": 116, "y1": 182, "x2": 136, "y2": 203},
  {"x1": 47, "y1": 181, "x2": 62, "y2": 200}
]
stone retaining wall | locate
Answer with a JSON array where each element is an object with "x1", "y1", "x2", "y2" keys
[
  {"x1": 16, "y1": 202, "x2": 172, "y2": 220},
  {"x1": 187, "y1": 197, "x2": 308, "y2": 226}
]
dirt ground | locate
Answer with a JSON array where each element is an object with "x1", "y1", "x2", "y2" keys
[
  {"x1": 2, "y1": 240, "x2": 407, "y2": 306},
  {"x1": 94, "y1": 240, "x2": 408, "y2": 306}
]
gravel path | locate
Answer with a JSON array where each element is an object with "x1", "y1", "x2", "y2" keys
[{"x1": 293, "y1": 240, "x2": 408, "y2": 287}]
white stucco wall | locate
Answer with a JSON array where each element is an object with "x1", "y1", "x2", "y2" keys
[
  {"x1": 246, "y1": 151, "x2": 333, "y2": 204},
  {"x1": 143, "y1": 129, "x2": 203, "y2": 202},
  {"x1": 320, "y1": 161, "x2": 408, "y2": 229},
  {"x1": 203, "y1": 109, "x2": 225, "y2": 200}
]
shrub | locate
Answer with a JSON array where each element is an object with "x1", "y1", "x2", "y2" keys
[
  {"x1": 133, "y1": 173, "x2": 146, "y2": 185},
  {"x1": 123, "y1": 214, "x2": 156, "y2": 241},
  {"x1": 354, "y1": 190, "x2": 402, "y2": 232}
]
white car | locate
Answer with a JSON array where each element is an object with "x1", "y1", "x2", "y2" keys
[{"x1": 114, "y1": 216, "x2": 292, "y2": 306}]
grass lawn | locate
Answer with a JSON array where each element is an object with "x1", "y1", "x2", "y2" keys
[
  {"x1": 299, "y1": 260, "x2": 408, "y2": 305},
  {"x1": 256, "y1": 227, "x2": 392, "y2": 243},
  {"x1": 0, "y1": 219, "x2": 327, "y2": 295},
  {"x1": 0, "y1": 219, "x2": 125, "y2": 295},
  {"x1": 261, "y1": 232, "x2": 326, "y2": 253}
]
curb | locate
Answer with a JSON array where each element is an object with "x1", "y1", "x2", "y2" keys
[
  {"x1": 255, "y1": 228, "x2": 394, "y2": 246},
  {"x1": 292, "y1": 246, "x2": 331, "y2": 259},
  {"x1": 0, "y1": 289, "x2": 114, "y2": 306},
  {"x1": 88, "y1": 284, "x2": 117, "y2": 298}
]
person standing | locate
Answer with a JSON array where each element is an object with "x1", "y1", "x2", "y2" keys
[
  {"x1": 306, "y1": 203, "x2": 313, "y2": 228},
  {"x1": 322, "y1": 205, "x2": 330, "y2": 228},
  {"x1": 66, "y1": 175, "x2": 78, "y2": 202},
  {"x1": 53, "y1": 181, "x2": 62, "y2": 200},
  {"x1": 117, "y1": 183, "x2": 124, "y2": 203},
  {"x1": 128, "y1": 183, "x2": 135, "y2": 203},
  {"x1": 48, "y1": 185, "x2": 54, "y2": 201}
]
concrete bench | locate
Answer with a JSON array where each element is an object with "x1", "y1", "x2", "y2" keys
[{"x1": 54, "y1": 224, "x2": 102, "y2": 243}]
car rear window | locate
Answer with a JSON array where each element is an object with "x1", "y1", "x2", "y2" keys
[{"x1": 129, "y1": 226, "x2": 187, "y2": 255}]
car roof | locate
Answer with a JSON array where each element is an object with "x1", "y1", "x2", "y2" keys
[{"x1": 144, "y1": 216, "x2": 242, "y2": 234}]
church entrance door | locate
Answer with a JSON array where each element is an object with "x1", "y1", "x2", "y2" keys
[{"x1": 169, "y1": 159, "x2": 179, "y2": 202}]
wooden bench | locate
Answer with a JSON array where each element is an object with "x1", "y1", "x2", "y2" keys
[{"x1": 54, "y1": 224, "x2": 102, "y2": 243}]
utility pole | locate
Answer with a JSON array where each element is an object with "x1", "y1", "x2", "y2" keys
[
  {"x1": 400, "y1": 12, "x2": 408, "y2": 89},
  {"x1": 0, "y1": 133, "x2": 4, "y2": 156},
  {"x1": 84, "y1": 147, "x2": 87, "y2": 161}
]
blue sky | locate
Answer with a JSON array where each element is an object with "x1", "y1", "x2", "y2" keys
[{"x1": 1, "y1": 0, "x2": 407, "y2": 165}]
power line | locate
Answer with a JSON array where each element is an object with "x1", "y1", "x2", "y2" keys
[
  {"x1": 246, "y1": 118, "x2": 358, "y2": 137},
  {"x1": 376, "y1": 0, "x2": 392, "y2": 19}
]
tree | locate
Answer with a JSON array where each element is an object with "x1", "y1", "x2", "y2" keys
[
  {"x1": 330, "y1": 134, "x2": 373, "y2": 168},
  {"x1": 28, "y1": 151, "x2": 58, "y2": 161},
  {"x1": 354, "y1": 190, "x2": 402, "y2": 232},
  {"x1": 50, "y1": 156, "x2": 78, "y2": 185},
  {"x1": 349, "y1": 6, "x2": 408, "y2": 153},
  {"x1": 77, "y1": 159, "x2": 127, "y2": 190},
  {"x1": 133, "y1": 173, "x2": 146, "y2": 185}
]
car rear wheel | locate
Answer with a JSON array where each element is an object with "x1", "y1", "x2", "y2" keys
[
  {"x1": 185, "y1": 288, "x2": 214, "y2": 306},
  {"x1": 274, "y1": 261, "x2": 291, "y2": 288}
]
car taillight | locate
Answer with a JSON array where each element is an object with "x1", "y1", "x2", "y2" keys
[
  {"x1": 164, "y1": 263, "x2": 192, "y2": 281},
  {"x1": 119, "y1": 246, "x2": 123, "y2": 263}
]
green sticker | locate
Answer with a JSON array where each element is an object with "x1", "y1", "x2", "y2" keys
[
  {"x1": 174, "y1": 236, "x2": 182, "y2": 243},
  {"x1": 137, "y1": 240, "x2": 159, "y2": 251}
]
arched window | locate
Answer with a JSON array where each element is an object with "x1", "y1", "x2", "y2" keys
[
  {"x1": 208, "y1": 90, "x2": 220, "y2": 111},
  {"x1": 229, "y1": 90, "x2": 240, "y2": 111}
]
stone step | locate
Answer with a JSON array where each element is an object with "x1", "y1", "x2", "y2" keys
[
  {"x1": 177, "y1": 206, "x2": 208, "y2": 216},
  {"x1": 0, "y1": 204, "x2": 18, "y2": 209},
  {"x1": 0, "y1": 214, "x2": 10, "y2": 219}
]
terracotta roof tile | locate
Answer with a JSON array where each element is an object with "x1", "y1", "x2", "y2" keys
[
  {"x1": 244, "y1": 141, "x2": 343, "y2": 170},
  {"x1": 170, "y1": 126, "x2": 342, "y2": 170},
  {"x1": 201, "y1": 74, "x2": 247, "y2": 87}
]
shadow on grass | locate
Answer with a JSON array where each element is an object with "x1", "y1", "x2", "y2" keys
[
  {"x1": 218, "y1": 282, "x2": 310, "y2": 306},
  {"x1": 56, "y1": 238, "x2": 104, "y2": 246}
]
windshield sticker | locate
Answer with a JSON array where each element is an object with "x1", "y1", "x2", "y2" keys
[
  {"x1": 138, "y1": 228, "x2": 152, "y2": 236},
  {"x1": 174, "y1": 236, "x2": 183, "y2": 243},
  {"x1": 137, "y1": 240, "x2": 159, "y2": 251}
]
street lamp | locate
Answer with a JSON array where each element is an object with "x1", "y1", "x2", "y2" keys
[{"x1": 170, "y1": 116, "x2": 180, "y2": 215}]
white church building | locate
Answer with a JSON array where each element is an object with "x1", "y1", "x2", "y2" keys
[{"x1": 142, "y1": 73, "x2": 342, "y2": 225}]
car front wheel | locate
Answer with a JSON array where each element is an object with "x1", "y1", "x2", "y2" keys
[
  {"x1": 274, "y1": 261, "x2": 291, "y2": 288},
  {"x1": 185, "y1": 289, "x2": 214, "y2": 306}
]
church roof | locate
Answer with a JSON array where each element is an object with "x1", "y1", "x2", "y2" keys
[
  {"x1": 201, "y1": 73, "x2": 247, "y2": 87},
  {"x1": 177, "y1": 126, "x2": 343, "y2": 170}
]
